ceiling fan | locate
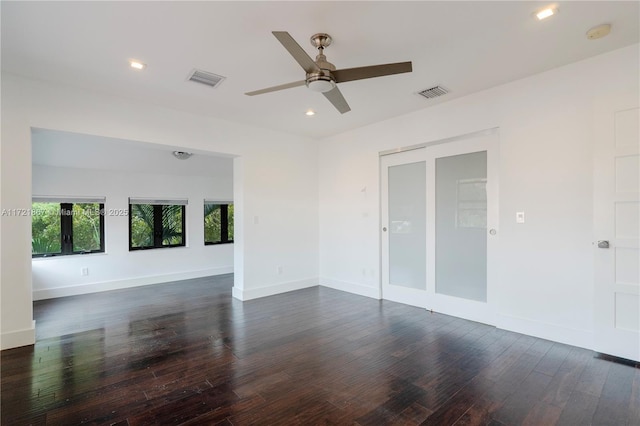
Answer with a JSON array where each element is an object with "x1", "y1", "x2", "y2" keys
[{"x1": 245, "y1": 32, "x2": 413, "y2": 114}]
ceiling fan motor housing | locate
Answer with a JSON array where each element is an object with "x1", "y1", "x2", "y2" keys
[{"x1": 306, "y1": 51, "x2": 337, "y2": 93}]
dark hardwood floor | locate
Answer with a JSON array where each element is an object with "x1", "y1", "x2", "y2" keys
[{"x1": 1, "y1": 275, "x2": 639, "y2": 425}]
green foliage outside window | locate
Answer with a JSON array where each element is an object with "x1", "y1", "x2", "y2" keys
[
  {"x1": 72, "y1": 203, "x2": 102, "y2": 252},
  {"x1": 162, "y1": 205, "x2": 184, "y2": 246},
  {"x1": 32, "y1": 202, "x2": 62, "y2": 255},
  {"x1": 204, "y1": 203, "x2": 233, "y2": 244},
  {"x1": 32, "y1": 202, "x2": 103, "y2": 256},
  {"x1": 130, "y1": 204, "x2": 154, "y2": 248},
  {"x1": 130, "y1": 204, "x2": 185, "y2": 249}
]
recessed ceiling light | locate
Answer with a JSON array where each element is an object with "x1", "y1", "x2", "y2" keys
[
  {"x1": 305, "y1": 110, "x2": 316, "y2": 116},
  {"x1": 536, "y1": 7, "x2": 557, "y2": 20},
  {"x1": 129, "y1": 60, "x2": 146, "y2": 70}
]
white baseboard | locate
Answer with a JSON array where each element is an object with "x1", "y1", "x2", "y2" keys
[
  {"x1": 319, "y1": 277, "x2": 381, "y2": 299},
  {"x1": 232, "y1": 286, "x2": 244, "y2": 300},
  {"x1": 316, "y1": 281, "x2": 592, "y2": 350},
  {"x1": 233, "y1": 277, "x2": 318, "y2": 301},
  {"x1": 1, "y1": 320, "x2": 36, "y2": 350},
  {"x1": 496, "y1": 313, "x2": 593, "y2": 350},
  {"x1": 33, "y1": 267, "x2": 233, "y2": 300}
]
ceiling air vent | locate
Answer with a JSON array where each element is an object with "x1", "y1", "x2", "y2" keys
[
  {"x1": 187, "y1": 69, "x2": 226, "y2": 89},
  {"x1": 418, "y1": 85, "x2": 449, "y2": 99}
]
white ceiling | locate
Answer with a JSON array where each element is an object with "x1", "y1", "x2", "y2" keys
[
  {"x1": 32, "y1": 129, "x2": 234, "y2": 178},
  {"x1": 3, "y1": 1, "x2": 639, "y2": 139}
]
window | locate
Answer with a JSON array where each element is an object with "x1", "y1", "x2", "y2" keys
[
  {"x1": 31, "y1": 198, "x2": 105, "y2": 257},
  {"x1": 129, "y1": 198, "x2": 187, "y2": 250},
  {"x1": 204, "y1": 202, "x2": 234, "y2": 245}
]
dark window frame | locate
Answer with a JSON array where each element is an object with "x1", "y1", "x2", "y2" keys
[
  {"x1": 129, "y1": 204, "x2": 187, "y2": 251},
  {"x1": 32, "y1": 202, "x2": 105, "y2": 258},
  {"x1": 204, "y1": 203, "x2": 234, "y2": 245}
]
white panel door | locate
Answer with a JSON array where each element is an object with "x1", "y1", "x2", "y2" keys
[
  {"x1": 381, "y1": 148, "x2": 428, "y2": 307},
  {"x1": 594, "y1": 103, "x2": 640, "y2": 362}
]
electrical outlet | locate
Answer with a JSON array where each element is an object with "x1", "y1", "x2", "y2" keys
[
  {"x1": 81, "y1": 267, "x2": 89, "y2": 276},
  {"x1": 277, "y1": 266, "x2": 283, "y2": 275}
]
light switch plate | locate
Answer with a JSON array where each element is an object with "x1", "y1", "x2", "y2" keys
[{"x1": 516, "y1": 212, "x2": 525, "y2": 224}]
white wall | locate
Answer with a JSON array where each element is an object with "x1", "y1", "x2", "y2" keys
[
  {"x1": 1, "y1": 73, "x2": 319, "y2": 349},
  {"x1": 31, "y1": 164, "x2": 234, "y2": 299},
  {"x1": 318, "y1": 45, "x2": 640, "y2": 350},
  {"x1": 3, "y1": 45, "x2": 637, "y2": 352}
]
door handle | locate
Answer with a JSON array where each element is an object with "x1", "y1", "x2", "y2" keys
[
  {"x1": 382, "y1": 227, "x2": 387, "y2": 232},
  {"x1": 597, "y1": 240, "x2": 610, "y2": 249}
]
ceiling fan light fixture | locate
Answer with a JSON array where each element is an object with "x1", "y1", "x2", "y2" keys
[{"x1": 306, "y1": 75, "x2": 336, "y2": 93}]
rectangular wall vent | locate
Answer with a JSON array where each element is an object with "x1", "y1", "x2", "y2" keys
[
  {"x1": 418, "y1": 85, "x2": 449, "y2": 99},
  {"x1": 187, "y1": 69, "x2": 226, "y2": 89}
]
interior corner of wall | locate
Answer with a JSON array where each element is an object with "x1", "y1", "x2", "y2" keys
[{"x1": 319, "y1": 277, "x2": 381, "y2": 300}]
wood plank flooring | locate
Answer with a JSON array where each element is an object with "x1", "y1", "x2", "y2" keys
[{"x1": 1, "y1": 275, "x2": 638, "y2": 425}]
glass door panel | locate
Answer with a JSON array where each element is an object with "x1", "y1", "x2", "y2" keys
[
  {"x1": 389, "y1": 162, "x2": 427, "y2": 290},
  {"x1": 435, "y1": 152, "x2": 487, "y2": 301}
]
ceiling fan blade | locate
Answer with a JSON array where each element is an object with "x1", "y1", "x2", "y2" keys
[
  {"x1": 272, "y1": 31, "x2": 320, "y2": 74},
  {"x1": 333, "y1": 61, "x2": 412, "y2": 83},
  {"x1": 323, "y1": 87, "x2": 351, "y2": 114},
  {"x1": 245, "y1": 80, "x2": 306, "y2": 96}
]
